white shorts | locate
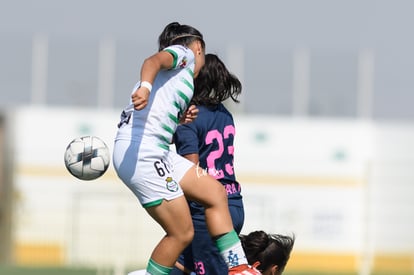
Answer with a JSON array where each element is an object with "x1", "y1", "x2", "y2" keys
[{"x1": 112, "y1": 140, "x2": 194, "y2": 208}]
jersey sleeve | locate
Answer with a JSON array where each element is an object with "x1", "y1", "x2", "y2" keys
[
  {"x1": 163, "y1": 45, "x2": 195, "y2": 70},
  {"x1": 174, "y1": 123, "x2": 199, "y2": 156}
]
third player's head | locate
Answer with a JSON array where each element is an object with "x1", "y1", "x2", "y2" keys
[
  {"x1": 240, "y1": 230, "x2": 295, "y2": 275},
  {"x1": 158, "y1": 22, "x2": 205, "y2": 77}
]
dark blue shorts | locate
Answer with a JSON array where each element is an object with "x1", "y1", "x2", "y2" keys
[{"x1": 170, "y1": 200, "x2": 244, "y2": 275}]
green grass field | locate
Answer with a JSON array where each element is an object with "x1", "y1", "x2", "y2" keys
[{"x1": 0, "y1": 265, "x2": 411, "y2": 275}]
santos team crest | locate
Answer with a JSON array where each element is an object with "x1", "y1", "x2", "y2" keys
[{"x1": 165, "y1": 177, "x2": 179, "y2": 192}]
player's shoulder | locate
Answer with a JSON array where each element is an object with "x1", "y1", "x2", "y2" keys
[
  {"x1": 215, "y1": 104, "x2": 235, "y2": 122},
  {"x1": 217, "y1": 103, "x2": 232, "y2": 113},
  {"x1": 163, "y1": 45, "x2": 194, "y2": 59},
  {"x1": 194, "y1": 105, "x2": 217, "y2": 122}
]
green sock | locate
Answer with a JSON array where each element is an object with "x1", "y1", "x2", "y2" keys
[
  {"x1": 146, "y1": 258, "x2": 173, "y2": 275},
  {"x1": 215, "y1": 230, "x2": 248, "y2": 268}
]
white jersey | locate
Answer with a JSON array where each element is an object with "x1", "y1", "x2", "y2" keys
[
  {"x1": 116, "y1": 45, "x2": 195, "y2": 151},
  {"x1": 112, "y1": 45, "x2": 196, "y2": 207}
]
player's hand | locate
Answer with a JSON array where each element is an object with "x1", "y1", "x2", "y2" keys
[
  {"x1": 131, "y1": 86, "x2": 150, "y2": 110},
  {"x1": 180, "y1": 105, "x2": 198, "y2": 124}
]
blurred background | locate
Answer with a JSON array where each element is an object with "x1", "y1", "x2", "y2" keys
[{"x1": 1, "y1": 0, "x2": 414, "y2": 274}]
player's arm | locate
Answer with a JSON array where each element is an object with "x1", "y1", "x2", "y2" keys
[
  {"x1": 132, "y1": 51, "x2": 174, "y2": 110},
  {"x1": 174, "y1": 122, "x2": 200, "y2": 163},
  {"x1": 183, "y1": 153, "x2": 199, "y2": 164}
]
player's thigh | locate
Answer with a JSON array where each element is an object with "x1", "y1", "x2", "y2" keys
[
  {"x1": 179, "y1": 165, "x2": 227, "y2": 207},
  {"x1": 146, "y1": 196, "x2": 193, "y2": 238}
]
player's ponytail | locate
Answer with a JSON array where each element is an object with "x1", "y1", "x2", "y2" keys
[{"x1": 240, "y1": 230, "x2": 295, "y2": 273}]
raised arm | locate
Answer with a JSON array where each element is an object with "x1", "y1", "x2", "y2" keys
[{"x1": 132, "y1": 51, "x2": 174, "y2": 110}]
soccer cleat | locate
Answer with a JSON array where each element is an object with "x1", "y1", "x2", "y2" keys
[{"x1": 229, "y1": 264, "x2": 262, "y2": 275}]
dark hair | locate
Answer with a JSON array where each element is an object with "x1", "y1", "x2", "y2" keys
[
  {"x1": 158, "y1": 22, "x2": 205, "y2": 51},
  {"x1": 240, "y1": 230, "x2": 295, "y2": 273},
  {"x1": 192, "y1": 53, "x2": 241, "y2": 107}
]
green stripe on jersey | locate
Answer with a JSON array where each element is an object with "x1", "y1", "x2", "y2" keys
[
  {"x1": 173, "y1": 101, "x2": 183, "y2": 114},
  {"x1": 158, "y1": 134, "x2": 171, "y2": 144},
  {"x1": 177, "y1": 90, "x2": 190, "y2": 105},
  {"x1": 161, "y1": 123, "x2": 175, "y2": 135},
  {"x1": 164, "y1": 49, "x2": 178, "y2": 68},
  {"x1": 158, "y1": 143, "x2": 170, "y2": 150},
  {"x1": 181, "y1": 77, "x2": 194, "y2": 90},
  {"x1": 186, "y1": 67, "x2": 194, "y2": 78},
  {"x1": 168, "y1": 112, "x2": 179, "y2": 124}
]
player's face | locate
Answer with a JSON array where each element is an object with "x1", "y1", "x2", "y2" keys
[{"x1": 189, "y1": 40, "x2": 205, "y2": 78}]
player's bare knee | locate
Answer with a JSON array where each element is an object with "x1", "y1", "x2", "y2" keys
[
  {"x1": 216, "y1": 182, "x2": 228, "y2": 201},
  {"x1": 180, "y1": 225, "x2": 194, "y2": 246},
  {"x1": 168, "y1": 223, "x2": 194, "y2": 247}
]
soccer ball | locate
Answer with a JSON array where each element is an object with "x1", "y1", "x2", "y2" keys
[{"x1": 64, "y1": 135, "x2": 110, "y2": 180}]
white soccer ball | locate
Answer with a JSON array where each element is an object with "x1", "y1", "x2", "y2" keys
[{"x1": 64, "y1": 135, "x2": 110, "y2": 181}]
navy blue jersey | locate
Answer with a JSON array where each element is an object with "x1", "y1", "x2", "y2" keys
[
  {"x1": 174, "y1": 103, "x2": 243, "y2": 205},
  {"x1": 172, "y1": 103, "x2": 244, "y2": 275}
]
